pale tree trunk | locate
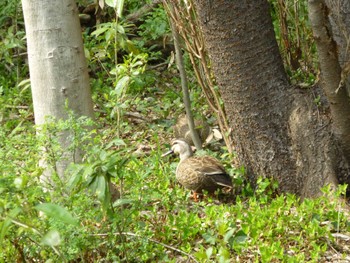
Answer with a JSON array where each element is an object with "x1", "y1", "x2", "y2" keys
[
  {"x1": 192, "y1": 0, "x2": 350, "y2": 197},
  {"x1": 22, "y1": 0, "x2": 94, "y2": 183}
]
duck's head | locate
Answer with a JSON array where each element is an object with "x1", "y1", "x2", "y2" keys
[{"x1": 162, "y1": 139, "x2": 193, "y2": 161}]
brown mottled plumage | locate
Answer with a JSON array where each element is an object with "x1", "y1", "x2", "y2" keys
[
  {"x1": 173, "y1": 114, "x2": 210, "y2": 145},
  {"x1": 163, "y1": 139, "x2": 232, "y2": 201}
]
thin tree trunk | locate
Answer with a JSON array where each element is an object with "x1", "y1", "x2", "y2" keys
[
  {"x1": 170, "y1": 15, "x2": 202, "y2": 150},
  {"x1": 22, "y1": 0, "x2": 94, "y2": 182}
]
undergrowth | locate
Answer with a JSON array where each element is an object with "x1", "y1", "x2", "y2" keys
[
  {"x1": 1, "y1": 1, "x2": 349, "y2": 262},
  {"x1": 0, "y1": 110, "x2": 349, "y2": 262}
]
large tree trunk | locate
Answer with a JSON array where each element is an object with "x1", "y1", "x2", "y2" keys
[
  {"x1": 22, "y1": 0, "x2": 94, "y2": 182},
  {"x1": 192, "y1": 0, "x2": 349, "y2": 197}
]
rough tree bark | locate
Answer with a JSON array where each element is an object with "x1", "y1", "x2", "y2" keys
[
  {"x1": 192, "y1": 0, "x2": 350, "y2": 197},
  {"x1": 22, "y1": 0, "x2": 94, "y2": 182},
  {"x1": 308, "y1": 0, "x2": 350, "y2": 163},
  {"x1": 323, "y1": 0, "x2": 350, "y2": 95}
]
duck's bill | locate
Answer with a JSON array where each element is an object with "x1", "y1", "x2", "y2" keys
[{"x1": 161, "y1": 150, "x2": 174, "y2": 157}]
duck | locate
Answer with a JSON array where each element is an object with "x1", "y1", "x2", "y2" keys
[
  {"x1": 173, "y1": 114, "x2": 210, "y2": 145},
  {"x1": 162, "y1": 139, "x2": 233, "y2": 201}
]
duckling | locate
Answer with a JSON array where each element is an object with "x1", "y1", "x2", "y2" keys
[{"x1": 163, "y1": 139, "x2": 232, "y2": 201}]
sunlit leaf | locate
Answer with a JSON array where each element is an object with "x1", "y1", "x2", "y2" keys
[
  {"x1": 91, "y1": 26, "x2": 110, "y2": 37},
  {"x1": 116, "y1": 0, "x2": 124, "y2": 17},
  {"x1": 115, "y1": 75, "x2": 129, "y2": 97},
  {"x1": 105, "y1": 0, "x2": 117, "y2": 8},
  {"x1": 98, "y1": 0, "x2": 104, "y2": 9},
  {"x1": 41, "y1": 230, "x2": 61, "y2": 247},
  {"x1": 206, "y1": 247, "x2": 213, "y2": 259},
  {"x1": 35, "y1": 203, "x2": 78, "y2": 225},
  {"x1": 113, "y1": 198, "x2": 133, "y2": 207},
  {"x1": 224, "y1": 228, "x2": 235, "y2": 243}
]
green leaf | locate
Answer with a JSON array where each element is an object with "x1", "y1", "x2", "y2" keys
[
  {"x1": 116, "y1": 0, "x2": 125, "y2": 17},
  {"x1": 194, "y1": 249, "x2": 207, "y2": 260},
  {"x1": 105, "y1": 0, "x2": 124, "y2": 17},
  {"x1": 83, "y1": 164, "x2": 95, "y2": 181},
  {"x1": 113, "y1": 198, "x2": 133, "y2": 207},
  {"x1": 105, "y1": 0, "x2": 117, "y2": 8},
  {"x1": 233, "y1": 229, "x2": 248, "y2": 244},
  {"x1": 115, "y1": 75, "x2": 130, "y2": 97},
  {"x1": 202, "y1": 232, "x2": 216, "y2": 245},
  {"x1": 35, "y1": 203, "x2": 78, "y2": 226},
  {"x1": 67, "y1": 164, "x2": 85, "y2": 189},
  {"x1": 117, "y1": 24, "x2": 125, "y2": 34},
  {"x1": 224, "y1": 228, "x2": 235, "y2": 243},
  {"x1": 17, "y1": 78, "x2": 31, "y2": 89},
  {"x1": 106, "y1": 138, "x2": 126, "y2": 148},
  {"x1": 99, "y1": 150, "x2": 108, "y2": 161},
  {"x1": 95, "y1": 175, "x2": 107, "y2": 201},
  {"x1": 125, "y1": 39, "x2": 139, "y2": 54},
  {"x1": 206, "y1": 247, "x2": 213, "y2": 259},
  {"x1": 41, "y1": 230, "x2": 61, "y2": 247},
  {"x1": 91, "y1": 26, "x2": 110, "y2": 37},
  {"x1": 0, "y1": 207, "x2": 22, "y2": 244}
]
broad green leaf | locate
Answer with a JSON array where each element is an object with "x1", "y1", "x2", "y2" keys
[
  {"x1": 91, "y1": 26, "x2": 110, "y2": 37},
  {"x1": 41, "y1": 230, "x2": 61, "y2": 247},
  {"x1": 117, "y1": 24, "x2": 125, "y2": 34},
  {"x1": 35, "y1": 203, "x2": 78, "y2": 226},
  {"x1": 233, "y1": 229, "x2": 248, "y2": 244},
  {"x1": 95, "y1": 175, "x2": 107, "y2": 201},
  {"x1": 83, "y1": 164, "x2": 95, "y2": 179},
  {"x1": 115, "y1": 75, "x2": 130, "y2": 97},
  {"x1": 67, "y1": 164, "x2": 85, "y2": 189}
]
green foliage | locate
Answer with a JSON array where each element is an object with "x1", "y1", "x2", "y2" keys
[
  {"x1": 138, "y1": 6, "x2": 170, "y2": 41},
  {"x1": 2, "y1": 115, "x2": 349, "y2": 261},
  {"x1": 68, "y1": 138, "x2": 129, "y2": 213},
  {"x1": 105, "y1": 0, "x2": 125, "y2": 17},
  {"x1": 0, "y1": 0, "x2": 27, "y2": 87},
  {"x1": 269, "y1": 0, "x2": 317, "y2": 85},
  {"x1": 111, "y1": 52, "x2": 150, "y2": 94},
  {"x1": 87, "y1": 20, "x2": 138, "y2": 62},
  {"x1": 1, "y1": 0, "x2": 349, "y2": 261}
]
